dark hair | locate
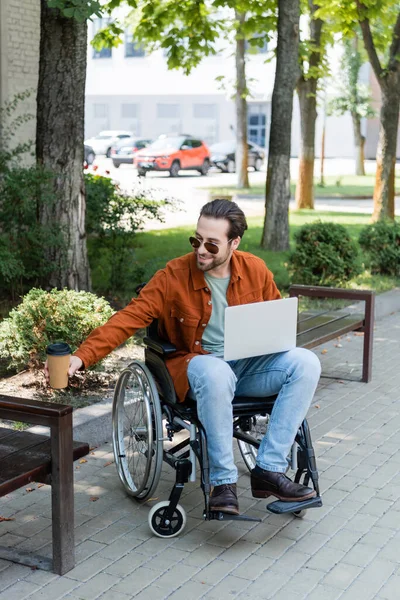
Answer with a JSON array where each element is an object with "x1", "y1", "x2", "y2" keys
[{"x1": 199, "y1": 199, "x2": 248, "y2": 239}]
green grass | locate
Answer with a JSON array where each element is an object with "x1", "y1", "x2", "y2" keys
[
  {"x1": 205, "y1": 174, "x2": 400, "y2": 199},
  {"x1": 120, "y1": 210, "x2": 400, "y2": 304}
]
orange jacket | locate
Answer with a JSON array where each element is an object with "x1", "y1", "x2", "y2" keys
[{"x1": 74, "y1": 250, "x2": 281, "y2": 402}]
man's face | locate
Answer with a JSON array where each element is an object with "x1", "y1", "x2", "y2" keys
[{"x1": 193, "y1": 216, "x2": 239, "y2": 273}]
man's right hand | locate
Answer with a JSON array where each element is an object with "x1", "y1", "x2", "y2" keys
[
  {"x1": 44, "y1": 355, "x2": 84, "y2": 384},
  {"x1": 68, "y1": 355, "x2": 83, "y2": 377}
]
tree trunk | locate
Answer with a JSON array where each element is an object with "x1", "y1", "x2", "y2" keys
[
  {"x1": 235, "y1": 11, "x2": 249, "y2": 189},
  {"x1": 295, "y1": 77, "x2": 318, "y2": 208},
  {"x1": 372, "y1": 82, "x2": 399, "y2": 221},
  {"x1": 261, "y1": 0, "x2": 300, "y2": 250},
  {"x1": 351, "y1": 112, "x2": 365, "y2": 176},
  {"x1": 294, "y1": 1, "x2": 323, "y2": 210},
  {"x1": 36, "y1": 0, "x2": 90, "y2": 290}
]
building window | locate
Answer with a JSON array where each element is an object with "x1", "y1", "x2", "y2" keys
[
  {"x1": 157, "y1": 104, "x2": 180, "y2": 119},
  {"x1": 248, "y1": 105, "x2": 267, "y2": 147},
  {"x1": 121, "y1": 104, "x2": 138, "y2": 119},
  {"x1": 125, "y1": 32, "x2": 145, "y2": 58},
  {"x1": 193, "y1": 104, "x2": 217, "y2": 119},
  {"x1": 94, "y1": 104, "x2": 109, "y2": 119},
  {"x1": 92, "y1": 18, "x2": 112, "y2": 59}
]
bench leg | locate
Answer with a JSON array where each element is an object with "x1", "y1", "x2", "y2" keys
[
  {"x1": 362, "y1": 293, "x2": 375, "y2": 383},
  {"x1": 51, "y1": 413, "x2": 75, "y2": 575}
]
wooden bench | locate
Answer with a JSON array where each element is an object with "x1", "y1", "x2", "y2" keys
[
  {"x1": 0, "y1": 395, "x2": 89, "y2": 575},
  {"x1": 289, "y1": 285, "x2": 375, "y2": 383}
]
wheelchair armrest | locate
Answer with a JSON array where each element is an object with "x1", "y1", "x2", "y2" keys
[{"x1": 143, "y1": 335, "x2": 177, "y2": 356}]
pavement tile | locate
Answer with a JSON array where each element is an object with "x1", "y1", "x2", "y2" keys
[
  {"x1": 338, "y1": 559, "x2": 396, "y2": 599},
  {"x1": 254, "y1": 535, "x2": 295, "y2": 559},
  {"x1": 69, "y1": 572, "x2": 121, "y2": 600},
  {"x1": 97, "y1": 591, "x2": 132, "y2": 600},
  {"x1": 152, "y1": 564, "x2": 200, "y2": 593},
  {"x1": 304, "y1": 583, "x2": 343, "y2": 600},
  {"x1": 235, "y1": 568, "x2": 287, "y2": 599},
  {"x1": 110, "y1": 567, "x2": 161, "y2": 595},
  {"x1": 181, "y1": 543, "x2": 224, "y2": 568},
  {"x1": 342, "y1": 542, "x2": 379, "y2": 567},
  {"x1": 66, "y1": 554, "x2": 114, "y2": 582},
  {"x1": 0, "y1": 581, "x2": 41, "y2": 600},
  {"x1": 305, "y1": 546, "x2": 346, "y2": 572},
  {"x1": 267, "y1": 566, "x2": 324, "y2": 599},
  {"x1": 104, "y1": 551, "x2": 148, "y2": 576},
  {"x1": 233, "y1": 554, "x2": 273, "y2": 580},
  {"x1": 218, "y1": 540, "x2": 259, "y2": 564},
  {"x1": 166, "y1": 580, "x2": 211, "y2": 600},
  {"x1": 378, "y1": 573, "x2": 400, "y2": 600},
  {"x1": 130, "y1": 585, "x2": 170, "y2": 600},
  {"x1": 200, "y1": 574, "x2": 249, "y2": 599},
  {"x1": 192, "y1": 558, "x2": 235, "y2": 585},
  {"x1": 322, "y1": 562, "x2": 363, "y2": 589},
  {"x1": 24, "y1": 577, "x2": 82, "y2": 600}
]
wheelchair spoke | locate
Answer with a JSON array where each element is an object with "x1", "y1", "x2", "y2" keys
[{"x1": 112, "y1": 362, "x2": 163, "y2": 501}]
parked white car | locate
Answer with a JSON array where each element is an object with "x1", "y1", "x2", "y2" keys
[{"x1": 84, "y1": 130, "x2": 133, "y2": 157}]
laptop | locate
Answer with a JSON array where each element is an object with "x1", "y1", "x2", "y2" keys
[{"x1": 223, "y1": 297, "x2": 298, "y2": 361}]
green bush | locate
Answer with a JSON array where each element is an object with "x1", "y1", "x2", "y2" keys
[
  {"x1": 85, "y1": 173, "x2": 179, "y2": 295},
  {"x1": 0, "y1": 288, "x2": 114, "y2": 371},
  {"x1": 0, "y1": 92, "x2": 65, "y2": 297},
  {"x1": 0, "y1": 166, "x2": 65, "y2": 297},
  {"x1": 359, "y1": 220, "x2": 400, "y2": 276},
  {"x1": 288, "y1": 220, "x2": 362, "y2": 286}
]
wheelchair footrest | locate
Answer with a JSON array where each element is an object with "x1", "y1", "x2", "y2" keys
[
  {"x1": 206, "y1": 511, "x2": 261, "y2": 523},
  {"x1": 267, "y1": 496, "x2": 323, "y2": 514}
]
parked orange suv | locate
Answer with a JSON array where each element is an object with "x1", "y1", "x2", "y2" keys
[{"x1": 133, "y1": 134, "x2": 210, "y2": 177}]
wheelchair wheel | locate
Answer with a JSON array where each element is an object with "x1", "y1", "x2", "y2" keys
[
  {"x1": 112, "y1": 361, "x2": 163, "y2": 501},
  {"x1": 237, "y1": 415, "x2": 269, "y2": 472},
  {"x1": 293, "y1": 510, "x2": 306, "y2": 519},
  {"x1": 148, "y1": 501, "x2": 187, "y2": 538}
]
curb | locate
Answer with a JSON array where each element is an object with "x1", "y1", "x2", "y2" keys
[{"x1": 28, "y1": 288, "x2": 400, "y2": 448}]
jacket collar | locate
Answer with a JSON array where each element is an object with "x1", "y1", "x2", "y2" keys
[{"x1": 190, "y1": 251, "x2": 243, "y2": 290}]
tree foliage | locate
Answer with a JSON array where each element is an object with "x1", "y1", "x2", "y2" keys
[{"x1": 327, "y1": 35, "x2": 375, "y2": 120}]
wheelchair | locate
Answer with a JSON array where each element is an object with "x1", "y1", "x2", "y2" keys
[{"x1": 112, "y1": 320, "x2": 322, "y2": 538}]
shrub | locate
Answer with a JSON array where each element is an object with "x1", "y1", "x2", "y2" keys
[
  {"x1": 288, "y1": 221, "x2": 362, "y2": 286},
  {"x1": 85, "y1": 173, "x2": 179, "y2": 295},
  {"x1": 0, "y1": 92, "x2": 65, "y2": 297},
  {"x1": 0, "y1": 166, "x2": 65, "y2": 297},
  {"x1": 359, "y1": 220, "x2": 400, "y2": 276},
  {"x1": 0, "y1": 288, "x2": 114, "y2": 371}
]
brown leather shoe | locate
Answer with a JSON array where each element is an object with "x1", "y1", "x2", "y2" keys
[
  {"x1": 251, "y1": 466, "x2": 316, "y2": 502},
  {"x1": 209, "y1": 483, "x2": 239, "y2": 515}
]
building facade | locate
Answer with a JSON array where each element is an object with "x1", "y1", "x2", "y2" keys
[
  {"x1": 85, "y1": 17, "x2": 363, "y2": 158},
  {"x1": 0, "y1": 0, "x2": 40, "y2": 159}
]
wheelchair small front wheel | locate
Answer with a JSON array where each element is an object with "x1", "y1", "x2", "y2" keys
[
  {"x1": 292, "y1": 510, "x2": 306, "y2": 519},
  {"x1": 148, "y1": 501, "x2": 187, "y2": 538},
  {"x1": 112, "y1": 361, "x2": 163, "y2": 501}
]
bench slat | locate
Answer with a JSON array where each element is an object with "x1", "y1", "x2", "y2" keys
[
  {"x1": 297, "y1": 315, "x2": 364, "y2": 349},
  {"x1": 297, "y1": 311, "x2": 362, "y2": 336},
  {"x1": 0, "y1": 429, "x2": 49, "y2": 460},
  {"x1": 0, "y1": 436, "x2": 89, "y2": 496}
]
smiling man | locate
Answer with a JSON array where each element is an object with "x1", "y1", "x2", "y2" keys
[{"x1": 47, "y1": 199, "x2": 321, "y2": 515}]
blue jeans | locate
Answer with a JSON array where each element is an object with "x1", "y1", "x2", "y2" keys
[{"x1": 187, "y1": 348, "x2": 321, "y2": 486}]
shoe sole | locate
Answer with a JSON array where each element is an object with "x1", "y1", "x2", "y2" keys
[
  {"x1": 252, "y1": 489, "x2": 317, "y2": 502},
  {"x1": 209, "y1": 505, "x2": 240, "y2": 515}
]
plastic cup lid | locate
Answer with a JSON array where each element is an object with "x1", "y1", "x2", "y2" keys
[{"x1": 46, "y1": 342, "x2": 72, "y2": 356}]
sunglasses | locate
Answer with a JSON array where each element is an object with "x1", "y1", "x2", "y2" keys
[{"x1": 189, "y1": 236, "x2": 233, "y2": 255}]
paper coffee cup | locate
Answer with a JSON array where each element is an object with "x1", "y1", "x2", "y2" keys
[{"x1": 46, "y1": 342, "x2": 72, "y2": 389}]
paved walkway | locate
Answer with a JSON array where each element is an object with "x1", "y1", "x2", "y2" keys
[{"x1": 1, "y1": 310, "x2": 400, "y2": 599}]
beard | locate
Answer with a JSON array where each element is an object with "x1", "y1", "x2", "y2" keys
[{"x1": 195, "y1": 247, "x2": 231, "y2": 272}]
